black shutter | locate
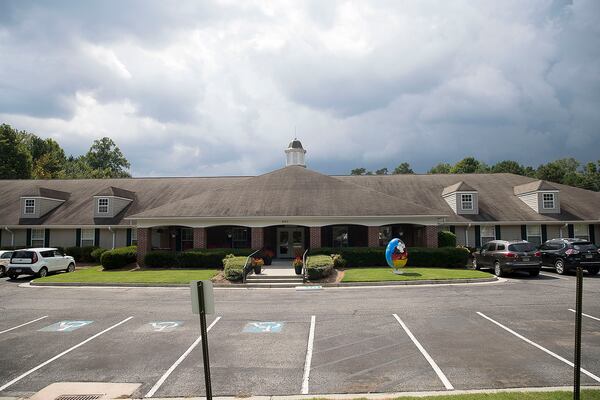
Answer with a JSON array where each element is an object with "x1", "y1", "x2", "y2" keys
[
  {"x1": 76, "y1": 228, "x2": 81, "y2": 247},
  {"x1": 475, "y1": 225, "x2": 481, "y2": 248},
  {"x1": 0, "y1": 228, "x2": 2, "y2": 248},
  {"x1": 449, "y1": 225, "x2": 455, "y2": 234},
  {"x1": 126, "y1": 228, "x2": 132, "y2": 246},
  {"x1": 541, "y1": 225, "x2": 547, "y2": 242},
  {"x1": 589, "y1": 224, "x2": 596, "y2": 244},
  {"x1": 44, "y1": 229, "x2": 50, "y2": 247},
  {"x1": 175, "y1": 228, "x2": 182, "y2": 252},
  {"x1": 94, "y1": 228, "x2": 100, "y2": 247},
  {"x1": 520, "y1": 225, "x2": 527, "y2": 240},
  {"x1": 495, "y1": 225, "x2": 501, "y2": 240},
  {"x1": 26, "y1": 228, "x2": 32, "y2": 247},
  {"x1": 568, "y1": 224, "x2": 574, "y2": 238}
]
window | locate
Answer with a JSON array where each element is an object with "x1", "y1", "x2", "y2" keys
[
  {"x1": 81, "y1": 228, "x2": 95, "y2": 247},
  {"x1": 1, "y1": 251, "x2": 13, "y2": 259},
  {"x1": 379, "y1": 226, "x2": 392, "y2": 247},
  {"x1": 232, "y1": 227, "x2": 248, "y2": 248},
  {"x1": 480, "y1": 226, "x2": 495, "y2": 245},
  {"x1": 332, "y1": 226, "x2": 349, "y2": 248},
  {"x1": 31, "y1": 228, "x2": 45, "y2": 247},
  {"x1": 496, "y1": 244, "x2": 505, "y2": 251},
  {"x1": 508, "y1": 242, "x2": 536, "y2": 252},
  {"x1": 573, "y1": 224, "x2": 589, "y2": 241},
  {"x1": 527, "y1": 225, "x2": 542, "y2": 246},
  {"x1": 24, "y1": 199, "x2": 35, "y2": 215},
  {"x1": 461, "y1": 194, "x2": 473, "y2": 210},
  {"x1": 181, "y1": 228, "x2": 193, "y2": 243},
  {"x1": 542, "y1": 193, "x2": 555, "y2": 209},
  {"x1": 40, "y1": 250, "x2": 54, "y2": 258},
  {"x1": 53, "y1": 250, "x2": 63, "y2": 257},
  {"x1": 483, "y1": 242, "x2": 496, "y2": 251},
  {"x1": 131, "y1": 228, "x2": 138, "y2": 246},
  {"x1": 97, "y1": 198, "x2": 109, "y2": 214}
]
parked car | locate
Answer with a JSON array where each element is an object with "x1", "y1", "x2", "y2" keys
[
  {"x1": 0, "y1": 250, "x2": 14, "y2": 277},
  {"x1": 539, "y1": 238, "x2": 600, "y2": 275},
  {"x1": 6, "y1": 248, "x2": 76, "y2": 279},
  {"x1": 473, "y1": 240, "x2": 541, "y2": 277}
]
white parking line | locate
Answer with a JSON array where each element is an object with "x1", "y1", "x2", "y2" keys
[
  {"x1": 0, "y1": 316, "x2": 133, "y2": 392},
  {"x1": 477, "y1": 312, "x2": 600, "y2": 383},
  {"x1": 145, "y1": 316, "x2": 221, "y2": 398},
  {"x1": 301, "y1": 315, "x2": 316, "y2": 394},
  {"x1": 540, "y1": 272, "x2": 568, "y2": 280},
  {"x1": 392, "y1": 314, "x2": 454, "y2": 390},
  {"x1": 0, "y1": 316, "x2": 48, "y2": 335},
  {"x1": 568, "y1": 309, "x2": 600, "y2": 322}
]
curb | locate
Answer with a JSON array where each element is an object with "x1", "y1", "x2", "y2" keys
[{"x1": 28, "y1": 276, "x2": 498, "y2": 289}]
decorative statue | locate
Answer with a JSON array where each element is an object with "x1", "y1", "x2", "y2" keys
[{"x1": 385, "y1": 238, "x2": 408, "y2": 274}]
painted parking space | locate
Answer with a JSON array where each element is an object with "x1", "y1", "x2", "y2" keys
[
  {"x1": 309, "y1": 313, "x2": 445, "y2": 394},
  {"x1": 38, "y1": 320, "x2": 93, "y2": 332},
  {"x1": 242, "y1": 321, "x2": 284, "y2": 333},
  {"x1": 0, "y1": 315, "x2": 48, "y2": 336},
  {"x1": 153, "y1": 315, "x2": 311, "y2": 397}
]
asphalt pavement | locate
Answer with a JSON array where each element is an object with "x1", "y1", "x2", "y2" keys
[{"x1": 0, "y1": 269, "x2": 599, "y2": 398}]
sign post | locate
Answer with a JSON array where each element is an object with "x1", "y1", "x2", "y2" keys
[
  {"x1": 574, "y1": 267, "x2": 583, "y2": 400},
  {"x1": 191, "y1": 280, "x2": 215, "y2": 400}
]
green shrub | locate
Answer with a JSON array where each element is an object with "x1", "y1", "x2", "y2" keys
[
  {"x1": 193, "y1": 248, "x2": 253, "y2": 257},
  {"x1": 223, "y1": 256, "x2": 247, "y2": 281},
  {"x1": 311, "y1": 246, "x2": 469, "y2": 268},
  {"x1": 438, "y1": 231, "x2": 457, "y2": 247},
  {"x1": 144, "y1": 251, "x2": 179, "y2": 268},
  {"x1": 65, "y1": 246, "x2": 99, "y2": 262},
  {"x1": 101, "y1": 246, "x2": 137, "y2": 270},
  {"x1": 178, "y1": 251, "x2": 223, "y2": 268},
  {"x1": 90, "y1": 248, "x2": 108, "y2": 262},
  {"x1": 332, "y1": 254, "x2": 347, "y2": 269},
  {"x1": 306, "y1": 255, "x2": 334, "y2": 280}
]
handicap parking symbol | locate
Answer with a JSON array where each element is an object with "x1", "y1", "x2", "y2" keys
[
  {"x1": 39, "y1": 320, "x2": 93, "y2": 332},
  {"x1": 243, "y1": 321, "x2": 284, "y2": 333},
  {"x1": 149, "y1": 321, "x2": 182, "y2": 332}
]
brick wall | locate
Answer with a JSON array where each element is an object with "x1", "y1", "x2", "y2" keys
[
  {"x1": 367, "y1": 226, "x2": 379, "y2": 247},
  {"x1": 424, "y1": 226, "x2": 439, "y2": 248},
  {"x1": 309, "y1": 227, "x2": 322, "y2": 248},
  {"x1": 193, "y1": 227, "x2": 207, "y2": 249},
  {"x1": 251, "y1": 227, "x2": 264, "y2": 249},
  {"x1": 136, "y1": 227, "x2": 152, "y2": 267}
]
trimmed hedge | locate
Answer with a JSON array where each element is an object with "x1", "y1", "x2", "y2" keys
[
  {"x1": 306, "y1": 255, "x2": 334, "y2": 280},
  {"x1": 65, "y1": 246, "x2": 100, "y2": 262},
  {"x1": 144, "y1": 251, "x2": 179, "y2": 268},
  {"x1": 91, "y1": 248, "x2": 108, "y2": 262},
  {"x1": 438, "y1": 231, "x2": 457, "y2": 247},
  {"x1": 100, "y1": 246, "x2": 137, "y2": 270},
  {"x1": 144, "y1": 250, "x2": 236, "y2": 269},
  {"x1": 223, "y1": 256, "x2": 247, "y2": 281},
  {"x1": 193, "y1": 248, "x2": 254, "y2": 257},
  {"x1": 311, "y1": 246, "x2": 469, "y2": 268}
]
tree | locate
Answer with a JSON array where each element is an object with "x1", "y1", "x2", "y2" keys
[
  {"x1": 375, "y1": 168, "x2": 388, "y2": 175},
  {"x1": 26, "y1": 136, "x2": 67, "y2": 179},
  {"x1": 536, "y1": 158, "x2": 579, "y2": 184},
  {"x1": 491, "y1": 160, "x2": 525, "y2": 175},
  {"x1": 0, "y1": 124, "x2": 32, "y2": 179},
  {"x1": 428, "y1": 163, "x2": 451, "y2": 174},
  {"x1": 350, "y1": 167, "x2": 367, "y2": 176},
  {"x1": 450, "y1": 157, "x2": 488, "y2": 174},
  {"x1": 85, "y1": 137, "x2": 131, "y2": 178},
  {"x1": 393, "y1": 162, "x2": 414, "y2": 174}
]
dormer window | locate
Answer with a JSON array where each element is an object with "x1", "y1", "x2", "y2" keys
[
  {"x1": 461, "y1": 194, "x2": 473, "y2": 210},
  {"x1": 97, "y1": 198, "x2": 109, "y2": 214},
  {"x1": 542, "y1": 193, "x2": 555, "y2": 209},
  {"x1": 24, "y1": 199, "x2": 35, "y2": 214}
]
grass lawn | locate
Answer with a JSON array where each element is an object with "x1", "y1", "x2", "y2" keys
[
  {"x1": 375, "y1": 390, "x2": 600, "y2": 400},
  {"x1": 341, "y1": 267, "x2": 492, "y2": 282},
  {"x1": 34, "y1": 266, "x2": 219, "y2": 284}
]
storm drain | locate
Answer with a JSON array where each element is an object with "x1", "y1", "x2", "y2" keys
[{"x1": 54, "y1": 395, "x2": 103, "y2": 400}]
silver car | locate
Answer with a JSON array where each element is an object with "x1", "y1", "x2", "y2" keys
[
  {"x1": 6, "y1": 248, "x2": 75, "y2": 279},
  {"x1": 0, "y1": 250, "x2": 13, "y2": 277}
]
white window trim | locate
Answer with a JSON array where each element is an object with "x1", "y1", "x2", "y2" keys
[
  {"x1": 24, "y1": 198, "x2": 36, "y2": 215},
  {"x1": 97, "y1": 197, "x2": 109, "y2": 214},
  {"x1": 542, "y1": 193, "x2": 555, "y2": 209},
  {"x1": 31, "y1": 228, "x2": 45, "y2": 246},
  {"x1": 81, "y1": 228, "x2": 95, "y2": 246},
  {"x1": 460, "y1": 194, "x2": 474, "y2": 210},
  {"x1": 480, "y1": 225, "x2": 496, "y2": 245},
  {"x1": 526, "y1": 225, "x2": 542, "y2": 244},
  {"x1": 131, "y1": 228, "x2": 138, "y2": 244},
  {"x1": 573, "y1": 224, "x2": 590, "y2": 241}
]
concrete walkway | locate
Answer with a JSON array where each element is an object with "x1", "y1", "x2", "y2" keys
[{"x1": 258, "y1": 259, "x2": 297, "y2": 276}]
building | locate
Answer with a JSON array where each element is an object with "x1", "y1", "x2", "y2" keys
[{"x1": 1, "y1": 140, "x2": 599, "y2": 266}]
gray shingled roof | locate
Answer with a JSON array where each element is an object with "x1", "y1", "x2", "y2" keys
[
  {"x1": 23, "y1": 187, "x2": 71, "y2": 201},
  {"x1": 513, "y1": 180, "x2": 558, "y2": 195},
  {"x1": 95, "y1": 186, "x2": 136, "y2": 199},
  {"x1": 442, "y1": 181, "x2": 476, "y2": 196},
  {"x1": 129, "y1": 166, "x2": 440, "y2": 218}
]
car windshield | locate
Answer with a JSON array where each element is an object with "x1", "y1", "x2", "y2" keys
[
  {"x1": 573, "y1": 242, "x2": 597, "y2": 251},
  {"x1": 508, "y1": 243, "x2": 536, "y2": 252},
  {"x1": 11, "y1": 250, "x2": 34, "y2": 259},
  {"x1": 1, "y1": 252, "x2": 12, "y2": 259}
]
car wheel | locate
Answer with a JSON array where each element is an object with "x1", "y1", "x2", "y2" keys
[
  {"x1": 8, "y1": 272, "x2": 19, "y2": 280},
  {"x1": 473, "y1": 258, "x2": 479, "y2": 270},
  {"x1": 529, "y1": 269, "x2": 540, "y2": 277},
  {"x1": 37, "y1": 267, "x2": 48, "y2": 278},
  {"x1": 494, "y1": 261, "x2": 504, "y2": 277},
  {"x1": 587, "y1": 267, "x2": 599, "y2": 275},
  {"x1": 66, "y1": 263, "x2": 75, "y2": 273},
  {"x1": 555, "y1": 259, "x2": 566, "y2": 275},
  {"x1": 0, "y1": 265, "x2": 5, "y2": 277}
]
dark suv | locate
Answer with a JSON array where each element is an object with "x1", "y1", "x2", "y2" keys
[
  {"x1": 473, "y1": 240, "x2": 541, "y2": 277},
  {"x1": 539, "y1": 238, "x2": 600, "y2": 275}
]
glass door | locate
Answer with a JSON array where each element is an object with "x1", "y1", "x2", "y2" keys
[{"x1": 277, "y1": 229, "x2": 290, "y2": 258}]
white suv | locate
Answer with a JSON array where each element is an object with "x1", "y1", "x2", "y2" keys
[{"x1": 7, "y1": 248, "x2": 75, "y2": 279}]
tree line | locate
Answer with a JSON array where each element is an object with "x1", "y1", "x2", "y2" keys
[
  {"x1": 0, "y1": 123, "x2": 131, "y2": 179},
  {"x1": 351, "y1": 157, "x2": 600, "y2": 192}
]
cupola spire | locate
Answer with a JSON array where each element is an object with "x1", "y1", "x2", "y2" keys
[{"x1": 285, "y1": 138, "x2": 306, "y2": 167}]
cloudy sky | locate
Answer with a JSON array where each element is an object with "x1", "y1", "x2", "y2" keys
[{"x1": 1, "y1": 0, "x2": 599, "y2": 176}]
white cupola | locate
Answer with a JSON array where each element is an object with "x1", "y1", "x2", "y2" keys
[{"x1": 285, "y1": 138, "x2": 306, "y2": 167}]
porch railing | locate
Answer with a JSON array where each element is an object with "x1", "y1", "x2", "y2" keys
[
  {"x1": 242, "y1": 249, "x2": 260, "y2": 284},
  {"x1": 302, "y1": 248, "x2": 309, "y2": 283}
]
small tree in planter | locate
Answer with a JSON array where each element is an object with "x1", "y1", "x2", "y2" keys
[
  {"x1": 293, "y1": 256, "x2": 303, "y2": 275},
  {"x1": 251, "y1": 257, "x2": 264, "y2": 274}
]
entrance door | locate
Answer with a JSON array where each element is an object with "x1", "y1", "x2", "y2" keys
[{"x1": 277, "y1": 227, "x2": 304, "y2": 258}]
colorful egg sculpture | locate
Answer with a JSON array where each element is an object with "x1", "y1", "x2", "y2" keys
[{"x1": 385, "y1": 238, "x2": 408, "y2": 270}]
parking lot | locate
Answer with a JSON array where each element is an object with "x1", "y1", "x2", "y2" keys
[{"x1": 0, "y1": 271, "x2": 599, "y2": 398}]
